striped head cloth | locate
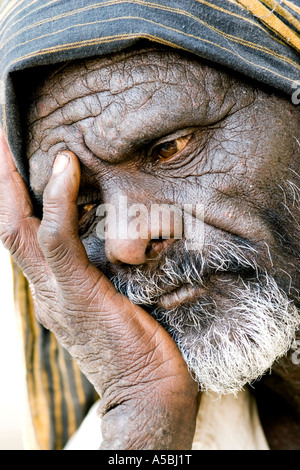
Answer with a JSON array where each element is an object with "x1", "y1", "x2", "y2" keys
[{"x1": 0, "y1": 0, "x2": 299, "y2": 178}]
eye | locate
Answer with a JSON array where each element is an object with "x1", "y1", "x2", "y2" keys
[
  {"x1": 78, "y1": 203, "x2": 96, "y2": 223},
  {"x1": 78, "y1": 203, "x2": 98, "y2": 237},
  {"x1": 151, "y1": 135, "x2": 192, "y2": 162}
]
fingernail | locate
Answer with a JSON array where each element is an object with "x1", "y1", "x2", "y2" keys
[{"x1": 53, "y1": 153, "x2": 70, "y2": 175}]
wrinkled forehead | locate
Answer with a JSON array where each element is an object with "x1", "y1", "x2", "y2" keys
[
  {"x1": 20, "y1": 44, "x2": 300, "y2": 219},
  {"x1": 24, "y1": 44, "x2": 255, "y2": 166},
  {"x1": 25, "y1": 44, "x2": 244, "y2": 127},
  {"x1": 22, "y1": 45, "x2": 257, "y2": 199},
  {"x1": 22, "y1": 44, "x2": 300, "y2": 200}
]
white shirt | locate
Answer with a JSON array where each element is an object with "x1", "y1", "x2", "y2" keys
[{"x1": 65, "y1": 387, "x2": 269, "y2": 450}]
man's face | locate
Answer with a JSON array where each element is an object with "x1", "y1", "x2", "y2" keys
[{"x1": 25, "y1": 46, "x2": 300, "y2": 395}]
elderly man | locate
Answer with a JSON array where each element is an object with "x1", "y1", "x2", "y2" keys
[{"x1": 0, "y1": 0, "x2": 299, "y2": 451}]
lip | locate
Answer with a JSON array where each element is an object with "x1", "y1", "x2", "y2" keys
[{"x1": 156, "y1": 284, "x2": 206, "y2": 309}]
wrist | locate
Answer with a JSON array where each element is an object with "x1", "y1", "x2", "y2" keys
[{"x1": 99, "y1": 380, "x2": 200, "y2": 450}]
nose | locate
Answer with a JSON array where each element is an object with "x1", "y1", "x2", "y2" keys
[
  {"x1": 105, "y1": 238, "x2": 149, "y2": 265},
  {"x1": 104, "y1": 198, "x2": 182, "y2": 265}
]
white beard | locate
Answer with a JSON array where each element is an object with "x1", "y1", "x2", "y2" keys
[
  {"x1": 113, "y1": 242, "x2": 300, "y2": 396},
  {"x1": 155, "y1": 275, "x2": 300, "y2": 395}
]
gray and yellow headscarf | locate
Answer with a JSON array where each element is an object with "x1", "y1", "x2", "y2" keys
[{"x1": 0, "y1": 0, "x2": 299, "y2": 450}]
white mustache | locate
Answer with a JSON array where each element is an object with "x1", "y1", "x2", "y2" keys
[{"x1": 112, "y1": 240, "x2": 259, "y2": 306}]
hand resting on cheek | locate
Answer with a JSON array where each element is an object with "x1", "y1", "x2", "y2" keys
[{"x1": 0, "y1": 130, "x2": 200, "y2": 450}]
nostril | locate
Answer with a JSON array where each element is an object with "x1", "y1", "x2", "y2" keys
[{"x1": 146, "y1": 238, "x2": 177, "y2": 256}]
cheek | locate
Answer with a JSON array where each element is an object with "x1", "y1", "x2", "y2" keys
[{"x1": 208, "y1": 123, "x2": 293, "y2": 206}]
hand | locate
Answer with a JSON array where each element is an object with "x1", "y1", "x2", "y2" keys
[{"x1": 0, "y1": 128, "x2": 199, "y2": 450}]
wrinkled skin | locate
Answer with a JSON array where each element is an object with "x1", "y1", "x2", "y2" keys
[{"x1": 1, "y1": 46, "x2": 300, "y2": 449}]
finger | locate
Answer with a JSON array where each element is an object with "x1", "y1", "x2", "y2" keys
[
  {"x1": 38, "y1": 151, "x2": 95, "y2": 282},
  {"x1": 0, "y1": 127, "x2": 45, "y2": 279}
]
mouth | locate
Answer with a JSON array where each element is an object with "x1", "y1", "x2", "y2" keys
[
  {"x1": 156, "y1": 284, "x2": 207, "y2": 309},
  {"x1": 155, "y1": 270, "x2": 256, "y2": 310}
]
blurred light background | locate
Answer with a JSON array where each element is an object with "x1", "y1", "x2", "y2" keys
[{"x1": 0, "y1": 243, "x2": 24, "y2": 449}]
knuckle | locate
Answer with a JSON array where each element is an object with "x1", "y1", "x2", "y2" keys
[
  {"x1": 38, "y1": 221, "x2": 73, "y2": 268},
  {"x1": 0, "y1": 223, "x2": 21, "y2": 254},
  {"x1": 38, "y1": 219, "x2": 62, "y2": 252}
]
